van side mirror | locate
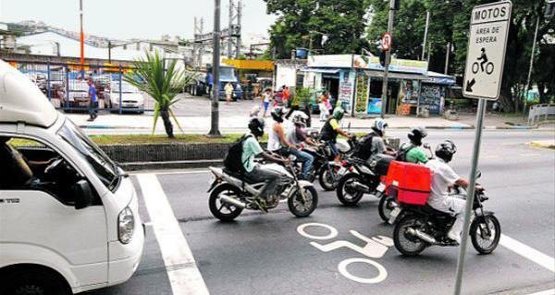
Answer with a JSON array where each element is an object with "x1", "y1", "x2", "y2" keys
[{"x1": 73, "y1": 180, "x2": 94, "y2": 210}]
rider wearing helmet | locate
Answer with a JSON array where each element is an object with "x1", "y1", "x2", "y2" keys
[
  {"x1": 319, "y1": 107, "x2": 352, "y2": 162},
  {"x1": 284, "y1": 111, "x2": 317, "y2": 180},
  {"x1": 398, "y1": 127, "x2": 429, "y2": 164},
  {"x1": 425, "y1": 140, "x2": 470, "y2": 244},
  {"x1": 366, "y1": 118, "x2": 395, "y2": 163},
  {"x1": 242, "y1": 117, "x2": 289, "y2": 209},
  {"x1": 267, "y1": 107, "x2": 314, "y2": 180}
]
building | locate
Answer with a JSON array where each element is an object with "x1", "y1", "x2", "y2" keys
[{"x1": 275, "y1": 54, "x2": 455, "y2": 117}]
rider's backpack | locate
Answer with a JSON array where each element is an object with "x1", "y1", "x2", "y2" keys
[
  {"x1": 223, "y1": 134, "x2": 253, "y2": 174},
  {"x1": 395, "y1": 143, "x2": 416, "y2": 162},
  {"x1": 351, "y1": 133, "x2": 375, "y2": 161}
]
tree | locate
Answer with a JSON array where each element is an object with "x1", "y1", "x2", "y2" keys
[
  {"x1": 366, "y1": 0, "x2": 555, "y2": 112},
  {"x1": 124, "y1": 51, "x2": 190, "y2": 138},
  {"x1": 264, "y1": 0, "x2": 370, "y2": 59}
]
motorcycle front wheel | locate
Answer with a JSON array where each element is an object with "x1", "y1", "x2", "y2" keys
[
  {"x1": 336, "y1": 173, "x2": 364, "y2": 206},
  {"x1": 288, "y1": 186, "x2": 318, "y2": 217},
  {"x1": 209, "y1": 184, "x2": 244, "y2": 222},
  {"x1": 319, "y1": 164, "x2": 339, "y2": 191},
  {"x1": 378, "y1": 195, "x2": 396, "y2": 222},
  {"x1": 393, "y1": 214, "x2": 428, "y2": 256},
  {"x1": 470, "y1": 215, "x2": 501, "y2": 254}
]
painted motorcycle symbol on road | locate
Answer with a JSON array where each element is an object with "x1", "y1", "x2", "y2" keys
[
  {"x1": 297, "y1": 223, "x2": 393, "y2": 284},
  {"x1": 472, "y1": 47, "x2": 494, "y2": 75}
]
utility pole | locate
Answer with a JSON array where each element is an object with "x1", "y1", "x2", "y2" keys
[
  {"x1": 524, "y1": 17, "x2": 540, "y2": 111},
  {"x1": 421, "y1": 11, "x2": 430, "y2": 61},
  {"x1": 380, "y1": 0, "x2": 397, "y2": 118},
  {"x1": 236, "y1": 0, "x2": 242, "y2": 58},
  {"x1": 79, "y1": 0, "x2": 85, "y2": 79},
  {"x1": 209, "y1": 0, "x2": 221, "y2": 136},
  {"x1": 227, "y1": 0, "x2": 233, "y2": 58},
  {"x1": 444, "y1": 42, "x2": 450, "y2": 74}
]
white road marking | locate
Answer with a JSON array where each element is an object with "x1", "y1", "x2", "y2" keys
[
  {"x1": 338, "y1": 258, "x2": 388, "y2": 284},
  {"x1": 500, "y1": 234, "x2": 555, "y2": 273},
  {"x1": 527, "y1": 289, "x2": 555, "y2": 295},
  {"x1": 132, "y1": 169, "x2": 209, "y2": 176},
  {"x1": 137, "y1": 174, "x2": 209, "y2": 295}
]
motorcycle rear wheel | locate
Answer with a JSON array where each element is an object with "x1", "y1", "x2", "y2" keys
[
  {"x1": 336, "y1": 173, "x2": 364, "y2": 206},
  {"x1": 378, "y1": 195, "x2": 395, "y2": 222},
  {"x1": 318, "y1": 165, "x2": 338, "y2": 191},
  {"x1": 394, "y1": 214, "x2": 428, "y2": 256},
  {"x1": 470, "y1": 215, "x2": 501, "y2": 254},
  {"x1": 288, "y1": 186, "x2": 318, "y2": 217},
  {"x1": 209, "y1": 184, "x2": 244, "y2": 222}
]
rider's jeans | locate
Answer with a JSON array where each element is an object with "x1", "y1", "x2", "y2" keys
[
  {"x1": 246, "y1": 164, "x2": 285, "y2": 200},
  {"x1": 429, "y1": 195, "x2": 467, "y2": 243},
  {"x1": 289, "y1": 148, "x2": 314, "y2": 180}
]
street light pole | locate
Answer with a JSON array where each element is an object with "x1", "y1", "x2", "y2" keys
[
  {"x1": 209, "y1": 0, "x2": 221, "y2": 136},
  {"x1": 79, "y1": 0, "x2": 85, "y2": 79},
  {"x1": 421, "y1": 11, "x2": 430, "y2": 61},
  {"x1": 380, "y1": 0, "x2": 397, "y2": 118}
]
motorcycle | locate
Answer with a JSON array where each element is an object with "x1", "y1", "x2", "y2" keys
[
  {"x1": 390, "y1": 172, "x2": 501, "y2": 256},
  {"x1": 335, "y1": 155, "x2": 392, "y2": 206},
  {"x1": 207, "y1": 162, "x2": 319, "y2": 221}
]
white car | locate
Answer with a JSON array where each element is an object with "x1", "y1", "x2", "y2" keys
[
  {"x1": 0, "y1": 60, "x2": 144, "y2": 294},
  {"x1": 104, "y1": 81, "x2": 145, "y2": 113}
]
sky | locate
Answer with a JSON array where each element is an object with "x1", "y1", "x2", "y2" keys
[{"x1": 0, "y1": 0, "x2": 276, "y2": 40}]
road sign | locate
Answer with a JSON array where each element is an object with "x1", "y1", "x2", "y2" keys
[
  {"x1": 382, "y1": 32, "x2": 392, "y2": 51},
  {"x1": 463, "y1": 1, "x2": 512, "y2": 100}
]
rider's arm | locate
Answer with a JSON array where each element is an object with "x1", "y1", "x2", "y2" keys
[
  {"x1": 275, "y1": 124, "x2": 295, "y2": 149},
  {"x1": 455, "y1": 178, "x2": 469, "y2": 188},
  {"x1": 261, "y1": 150, "x2": 288, "y2": 164}
]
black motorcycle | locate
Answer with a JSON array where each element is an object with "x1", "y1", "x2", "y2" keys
[
  {"x1": 335, "y1": 154, "x2": 393, "y2": 206},
  {"x1": 390, "y1": 174, "x2": 501, "y2": 256}
]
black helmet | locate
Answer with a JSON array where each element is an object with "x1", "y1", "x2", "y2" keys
[
  {"x1": 248, "y1": 118, "x2": 265, "y2": 137},
  {"x1": 408, "y1": 127, "x2": 428, "y2": 146},
  {"x1": 435, "y1": 140, "x2": 457, "y2": 163},
  {"x1": 271, "y1": 107, "x2": 285, "y2": 123}
]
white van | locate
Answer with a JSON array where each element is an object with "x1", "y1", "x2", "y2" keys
[{"x1": 0, "y1": 60, "x2": 144, "y2": 294}]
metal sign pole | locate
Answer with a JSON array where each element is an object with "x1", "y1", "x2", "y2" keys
[
  {"x1": 209, "y1": 0, "x2": 221, "y2": 136},
  {"x1": 453, "y1": 98, "x2": 486, "y2": 295}
]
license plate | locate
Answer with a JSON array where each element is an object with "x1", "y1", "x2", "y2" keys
[
  {"x1": 376, "y1": 183, "x2": 385, "y2": 192},
  {"x1": 388, "y1": 207, "x2": 401, "y2": 224}
]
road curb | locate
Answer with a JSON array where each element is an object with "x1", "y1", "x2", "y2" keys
[
  {"x1": 529, "y1": 141, "x2": 555, "y2": 149},
  {"x1": 121, "y1": 159, "x2": 223, "y2": 171}
]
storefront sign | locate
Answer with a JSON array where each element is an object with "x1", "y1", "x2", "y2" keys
[
  {"x1": 355, "y1": 73, "x2": 369, "y2": 114},
  {"x1": 358, "y1": 56, "x2": 428, "y2": 75},
  {"x1": 367, "y1": 97, "x2": 382, "y2": 115},
  {"x1": 308, "y1": 55, "x2": 353, "y2": 68},
  {"x1": 339, "y1": 71, "x2": 355, "y2": 112}
]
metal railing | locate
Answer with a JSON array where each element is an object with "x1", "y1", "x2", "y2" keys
[
  {"x1": 528, "y1": 104, "x2": 555, "y2": 125},
  {"x1": 9, "y1": 61, "x2": 156, "y2": 114}
]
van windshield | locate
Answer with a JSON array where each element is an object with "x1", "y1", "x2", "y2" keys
[{"x1": 58, "y1": 120, "x2": 120, "y2": 191}]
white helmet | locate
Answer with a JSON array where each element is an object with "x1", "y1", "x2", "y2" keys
[
  {"x1": 372, "y1": 118, "x2": 388, "y2": 135},
  {"x1": 291, "y1": 111, "x2": 308, "y2": 126}
]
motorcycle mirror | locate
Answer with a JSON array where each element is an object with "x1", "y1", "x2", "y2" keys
[
  {"x1": 423, "y1": 143, "x2": 431, "y2": 149},
  {"x1": 476, "y1": 170, "x2": 482, "y2": 179}
]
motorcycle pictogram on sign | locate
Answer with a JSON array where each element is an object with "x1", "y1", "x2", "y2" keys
[{"x1": 471, "y1": 47, "x2": 495, "y2": 75}]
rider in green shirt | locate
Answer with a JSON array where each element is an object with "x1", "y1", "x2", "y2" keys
[{"x1": 399, "y1": 127, "x2": 429, "y2": 164}]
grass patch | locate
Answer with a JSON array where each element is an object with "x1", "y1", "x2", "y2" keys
[{"x1": 89, "y1": 133, "x2": 269, "y2": 145}]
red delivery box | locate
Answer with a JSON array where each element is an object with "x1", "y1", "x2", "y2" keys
[{"x1": 385, "y1": 161, "x2": 432, "y2": 205}]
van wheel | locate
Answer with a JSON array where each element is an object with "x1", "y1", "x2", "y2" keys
[{"x1": 1, "y1": 268, "x2": 71, "y2": 295}]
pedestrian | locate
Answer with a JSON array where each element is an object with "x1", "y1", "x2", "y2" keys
[
  {"x1": 262, "y1": 88, "x2": 272, "y2": 117},
  {"x1": 87, "y1": 78, "x2": 98, "y2": 121},
  {"x1": 206, "y1": 72, "x2": 213, "y2": 98},
  {"x1": 224, "y1": 82, "x2": 234, "y2": 104},
  {"x1": 319, "y1": 91, "x2": 330, "y2": 122},
  {"x1": 282, "y1": 85, "x2": 291, "y2": 108}
]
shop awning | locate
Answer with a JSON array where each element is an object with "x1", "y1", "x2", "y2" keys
[
  {"x1": 363, "y1": 70, "x2": 427, "y2": 80},
  {"x1": 301, "y1": 68, "x2": 341, "y2": 74}
]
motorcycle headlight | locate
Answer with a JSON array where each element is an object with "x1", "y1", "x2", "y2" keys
[{"x1": 118, "y1": 206, "x2": 135, "y2": 244}]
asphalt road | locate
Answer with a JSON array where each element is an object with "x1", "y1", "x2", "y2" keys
[{"x1": 86, "y1": 130, "x2": 555, "y2": 295}]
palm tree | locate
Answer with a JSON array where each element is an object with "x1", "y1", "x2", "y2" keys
[{"x1": 124, "y1": 50, "x2": 190, "y2": 138}]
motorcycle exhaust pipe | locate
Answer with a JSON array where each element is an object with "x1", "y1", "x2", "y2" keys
[
  {"x1": 219, "y1": 195, "x2": 246, "y2": 209},
  {"x1": 406, "y1": 228, "x2": 437, "y2": 244},
  {"x1": 351, "y1": 181, "x2": 371, "y2": 193}
]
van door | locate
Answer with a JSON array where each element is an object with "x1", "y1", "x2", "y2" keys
[{"x1": 0, "y1": 136, "x2": 108, "y2": 287}]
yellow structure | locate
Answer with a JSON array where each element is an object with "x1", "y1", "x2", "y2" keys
[{"x1": 222, "y1": 59, "x2": 274, "y2": 71}]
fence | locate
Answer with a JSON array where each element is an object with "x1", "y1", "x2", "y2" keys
[
  {"x1": 528, "y1": 104, "x2": 555, "y2": 125},
  {"x1": 12, "y1": 61, "x2": 156, "y2": 113}
]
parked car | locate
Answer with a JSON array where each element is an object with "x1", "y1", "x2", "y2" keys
[
  {"x1": 104, "y1": 81, "x2": 145, "y2": 113},
  {"x1": 62, "y1": 79, "x2": 90, "y2": 112},
  {"x1": 0, "y1": 59, "x2": 144, "y2": 295}
]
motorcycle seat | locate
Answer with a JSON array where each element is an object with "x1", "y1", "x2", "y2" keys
[
  {"x1": 421, "y1": 204, "x2": 454, "y2": 218},
  {"x1": 223, "y1": 168, "x2": 260, "y2": 184}
]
